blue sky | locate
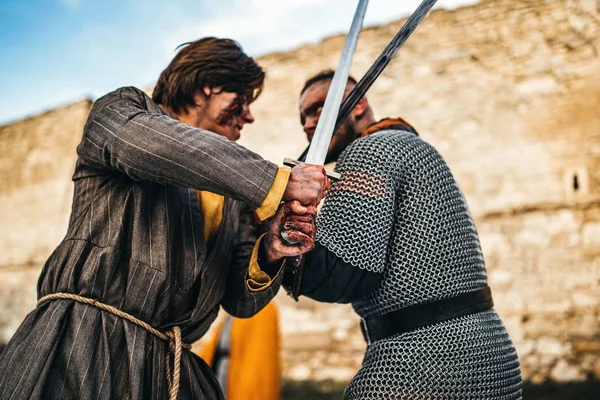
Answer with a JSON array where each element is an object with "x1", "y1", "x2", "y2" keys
[{"x1": 0, "y1": 0, "x2": 477, "y2": 125}]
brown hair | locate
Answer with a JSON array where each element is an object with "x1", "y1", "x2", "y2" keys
[
  {"x1": 300, "y1": 69, "x2": 358, "y2": 96},
  {"x1": 152, "y1": 37, "x2": 265, "y2": 114}
]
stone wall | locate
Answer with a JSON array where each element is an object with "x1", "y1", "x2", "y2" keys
[
  {"x1": 0, "y1": 99, "x2": 92, "y2": 342},
  {"x1": 237, "y1": 0, "x2": 600, "y2": 384},
  {"x1": 0, "y1": 0, "x2": 598, "y2": 387}
]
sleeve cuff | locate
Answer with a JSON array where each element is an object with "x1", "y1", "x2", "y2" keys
[
  {"x1": 254, "y1": 166, "x2": 291, "y2": 221},
  {"x1": 246, "y1": 233, "x2": 285, "y2": 292}
]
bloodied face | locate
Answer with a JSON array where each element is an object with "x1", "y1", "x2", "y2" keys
[{"x1": 185, "y1": 88, "x2": 255, "y2": 142}]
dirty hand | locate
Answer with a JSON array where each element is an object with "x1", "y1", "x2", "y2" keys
[
  {"x1": 264, "y1": 201, "x2": 318, "y2": 263},
  {"x1": 283, "y1": 164, "x2": 330, "y2": 206}
]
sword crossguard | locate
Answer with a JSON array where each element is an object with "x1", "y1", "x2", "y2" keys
[{"x1": 283, "y1": 158, "x2": 341, "y2": 181}]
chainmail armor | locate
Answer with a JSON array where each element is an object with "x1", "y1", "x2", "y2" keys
[{"x1": 316, "y1": 129, "x2": 522, "y2": 399}]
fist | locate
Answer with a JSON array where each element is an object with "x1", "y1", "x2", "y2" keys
[
  {"x1": 283, "y1": 164, "x2": 330, "y2": 206},
  {"x1": 264, "y1": 201, "x2": 318, "y2": 263}
]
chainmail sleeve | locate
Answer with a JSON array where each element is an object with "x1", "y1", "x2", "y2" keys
[
  {"x1": 315, "y1": 133, "x2": 401, "y2": 274},
  {"x1": 291, "y1": 243, "x2": 382, "y2": 303}
]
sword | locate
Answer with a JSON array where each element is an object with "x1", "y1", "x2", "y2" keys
[
  {"x1": 281, "y1": 0, "x2": 368, "y2": 244},
  {"x1": 297, "y1": 0, "x2": 438, "y2": 164},
  {"x1": 283, "y1": 0, "x2": 438, "y2": 288},
  {"x1": 283, "y1": 0, "x2": 369, "y2": 181},
  {"x1": 336, "y1": 0, "x2": 438, "y2": 133}
]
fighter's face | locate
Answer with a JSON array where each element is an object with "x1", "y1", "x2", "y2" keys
[
  {"x1": 190, "y1": 89, "x2": 254, "y2": 141},
  {"x1": 299, "y1": 80, "x2": 357, "y2": 153}
]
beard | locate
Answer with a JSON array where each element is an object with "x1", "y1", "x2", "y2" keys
[{"x1": 325, "y1": 118, "x2": 358, "y2": 163}]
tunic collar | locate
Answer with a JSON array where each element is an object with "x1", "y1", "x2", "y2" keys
[{"x1": 360, "y1": 117, "x2": 419, "y2": 138}]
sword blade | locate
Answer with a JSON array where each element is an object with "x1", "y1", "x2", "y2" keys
[
  {"x1": 304, "y1": 0, "x2": 369, "y2": 165},
  {"x1": 334, "y1": 0, "x2": 438, "y2": 132}
]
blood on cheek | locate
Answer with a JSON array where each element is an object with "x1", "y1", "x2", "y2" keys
[{"x1": 217, "y1": 102, "x2": 243, "y2": 126}]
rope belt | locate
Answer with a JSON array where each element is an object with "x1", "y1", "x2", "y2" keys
[{"x1": 37, "y1": 293, "x2": 190, "y2": 400}]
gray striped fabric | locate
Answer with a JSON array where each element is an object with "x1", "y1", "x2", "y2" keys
[{"x1": 0, "y1": 87, "x2": 283, "y2": 399}]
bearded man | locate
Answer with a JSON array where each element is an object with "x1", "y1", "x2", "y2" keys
[
  {"x1": 284, "y1": 70, "x2": 522, "y2": 399},
  {"x1": 0, "y1": 38, "x2": 326, "y2": 400}
]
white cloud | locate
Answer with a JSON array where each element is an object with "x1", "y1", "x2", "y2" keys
[
  {"x1": 1, "y1": 0, "x2": 480, "y2": 125},
  {"x1": 161, "y1": 0, "x2": 479, "y2": 57}
]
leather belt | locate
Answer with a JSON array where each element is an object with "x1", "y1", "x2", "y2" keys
[{"x1": 360, "y1": 286, "x2": 493, "y2": 345}]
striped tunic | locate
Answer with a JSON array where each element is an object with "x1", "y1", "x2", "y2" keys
[{"x1": 0, "y1": 87, "x2": 283, "y2": 399}]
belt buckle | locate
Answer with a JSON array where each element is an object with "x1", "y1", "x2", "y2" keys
[{"x1": 360, "y1": 318, "x2": 371, "y2": 346}]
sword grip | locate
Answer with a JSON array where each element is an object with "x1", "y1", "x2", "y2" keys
[
  {"x1": 280, "y1": 229, "x2": 299, "y2": 246},
  {"x1": 280, "y1": 158, "x2": 338, "y2": 246}
]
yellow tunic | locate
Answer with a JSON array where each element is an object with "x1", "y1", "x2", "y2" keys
[{"x1": 198, "y1": 302, "x2": 281, "y2": 400}]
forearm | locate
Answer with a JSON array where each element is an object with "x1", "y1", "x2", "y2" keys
[
  {"x1": 221, "y1": 211, "x2": 284, "y2": 318},
  {"x1": 80, "y1": 88, "x2": 278, "y2": 208},
  {"x1": 284, "y1": 242, "x2": 382, "y2": 303},
  {"x1": 221, "y1": 252, "x2": 284, "y2": 319}
]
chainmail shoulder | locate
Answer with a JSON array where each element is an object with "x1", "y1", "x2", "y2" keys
[
  {"x1": 316, "y1": 129, "x2": 488, "y2": 315},
  {"x1": 317, "y1": 129, "x2": 521, "y2": 399}
]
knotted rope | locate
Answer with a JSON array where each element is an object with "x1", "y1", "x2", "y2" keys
[{"x1": 37, "y1": 293, "x2": 190, "y2": 400}]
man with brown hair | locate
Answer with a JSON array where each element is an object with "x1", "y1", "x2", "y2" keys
[{"x1": 0, "y1": 38, "x2": 326, "y2": 399}]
